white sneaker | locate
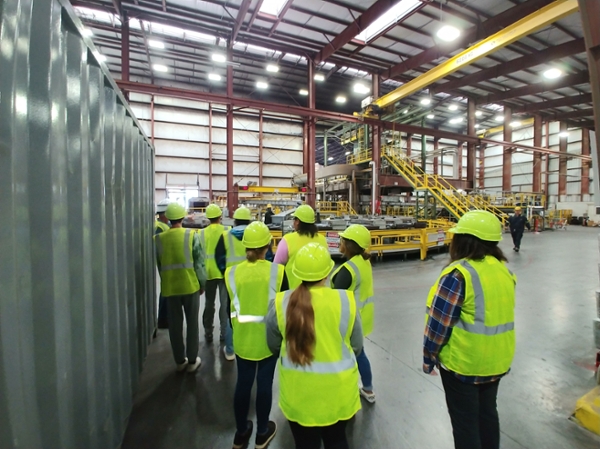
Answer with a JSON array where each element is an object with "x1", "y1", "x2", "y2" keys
[
  {"x1": 176, "y1": 358, "x2": 188, "y2": 372},
  {"x1": 360, "y1": 387, "x2": 376, "y2": 403},
  {"x1": 223, "y1": 347, "x2": 235, "y2": 361},
  {"x1": 186, "y1": 357, "x2": 202, "y2": 373}
]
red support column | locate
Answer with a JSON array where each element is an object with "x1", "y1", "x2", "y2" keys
[
  {"x1": 457, "y1": 142, "x2": 464, "y2": 180},
  {"x1": 208, "y1": 103, "x2": 213, "y2": 200},
  {"x1": 259, "y1": 110, "x2": 264, "y2": 186},
  {"x1": 302, "y1": 120, "x2": 309, "y2": 173},
  {"x1": 558, "y1": 122, "x2": 568, "y2": 198},
  {"x1": 121, "y1": 11, "x2": 129, "y2": 100},
  {"x1": 478, "y1": 144, "x2": 486, "y2": 189},
  {"x1": 306, "y1": 62, "x2": 316, "y2": 207},
  {"x1": 150, "y1": 95, "x2": 155, "y2": 146},
  {"x1": 226, "y1": 44, "x2": 237, "y2": 212},
  {"x1": 466, "y1": 99, "x2": 476, "y2": 187},
  {"x1": 544, "y1": 122, "x2": 551, "y2": 196},
  {"x1": 582, "y1": 128, "x2": 591, "y2": 199},
  {"x1": 502, "y1": 107, "x2": 513, "y2": 192},
  {"x1": 532, "y1": 115, "x2": 542, "y2": 192},
  {"x1": 372, "y1": 74, "x2": 381, "y2": 195},
  {"x1": 406, "y1": 133, "x2": 412, "y2": 157},
  {"x1": 433, "y1": 138, "x2": 439, "y2": 175}
]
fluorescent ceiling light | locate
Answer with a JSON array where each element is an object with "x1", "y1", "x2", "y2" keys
[
  {"x1": 543, "y1": 68, "x2": 562, "y2": 79},
  {"x1": 448, "y1": 104, "x2": 458, "y2": 111},
  {"x1": 355, "y1": 0, "x2": 422, "y2": 43},
  {"x1": 153, "y1": 64, "x2": 168, "y2": 72},
  {"x1": 475, "y1": 110, "x2": 483, "y2": 117},
  {"x1": 474, "y1": 124, "x2": 480, "y2": 128},
  {"x1": 314, "y1": 73, "x2": 325, "y2": 82},
  {"x1": 336, "y1": 96, "x2": 347, "y2": 104},
  {"x1": 328, "y1": 156, "x2": 334, "y2": 161},
  {"x1": 559, "y1": 131, "x2": 569, "y2": 138},
  {"x1": 420, "y1": 98, "x2": 431, "y2": 105},
  {"x1": 345, "y1": 151, "x2": 351, "y2": 155},
  {"x1": 510, "y1": 121, "x2": 521, "y2": 128},
  {"x1": 449, "y1": 117, "x2": 463, "y2": 124},
  {"x1": 148, "y1": 39, "x2": 165, "y2": 49},
  {"x1": 256, "y1": 81, "x2": 269, "y2": 89},
  {"x1": 403, "y1": 109, "x2": 409, "y2": 114},
  {"x1": 95, "y1": 53, "x2": 106, "y2": 62},
  {"x1": 437, "y1": 25, "x2": 461, "y2": 42},
  {"x1": 259, "y1": 0, "x2": 288, "y2": 16},
  {"x1": 299, "y1": 89, "x2": 308, "y2": 96},
  {"x1": 81, "y1": 28, "x2": 94, "y2": 37},
  {"x1": 495, "y1": 115, "x2": 504, "y2": 122},
  {"x1": 212, "y1": 53, "x2": 227, "y2": 63},
  {"x1": 426, "y1": 114, "x2": 435, "y2": 119},
  {"x1": 353, "y1": 83, "x2": 370, "y2": 94},
  {"x1": 208, "y1": 73, "x2": 221, "y2": 81},
  {"x1": 266, "y1": 64, "x2": 279, "y2": 73}
]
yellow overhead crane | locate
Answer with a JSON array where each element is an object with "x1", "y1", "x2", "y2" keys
[{"x1": 362, "y1": 0, "x2": 579, "y2": 115}]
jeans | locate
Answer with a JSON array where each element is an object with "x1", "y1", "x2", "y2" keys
[
  {"x1": 166, "y1": 291, "x2": 200, "y2": 364},
  {"x1": 510, "y1": 231, "x2": 523, "y2": 249},
  {"x1": 440, "y1": 368, "x2": 500, "y2": 449},
  {"x1": 356, "y1": 348, "x2": 373, "y2": 390},
  {"x1": 157, "y1": 293, "x2": 168, "y2": 327},
  {"x1": 288, "y1": 419, "x2": 350, "y2": 449},
  {"x1": 234, "y1": 355, "x2": 277, "y2": 434},
  {"x1": 203, "y1": 279, "x2": 233, "y2": 353}
]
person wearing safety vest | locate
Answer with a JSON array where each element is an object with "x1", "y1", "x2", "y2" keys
[
  {"x1": 423, "y1": 210, "x2": 516, "y2": 449},
  {"x1": 331, "y1": 224, "x2": 376, "y2": 403},
  {"x1": 274, "y1": 204, "x2": 328, "y2": 290},
  {"x1": 266, "y1": 243, "x2": 363, "y2": 449},
  {"x1": 200, "y1": 204, "x2": 230, "y2": 345},
  {"x1": 225, "y1": 221, "x2": 289, "y2": 449},
  {"x1": 215, "y1": 206, "x2": 252, "y2": 360},
  {"x1": 155, "y1": 203, "x2": 208, "y2": 373},
  {"x1": 155, "y1": 199, "x2": 172, "y2": 329}
]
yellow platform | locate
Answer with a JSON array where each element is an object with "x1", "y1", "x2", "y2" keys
[{"x1": 573, "y1": 386, "x2": 600, "y2": 436}]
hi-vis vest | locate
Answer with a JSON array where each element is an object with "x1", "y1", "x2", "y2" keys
[
  {"x1": 155, "y1": 228, "x2": 200, "y2": 297},
  {"x1": 283, "y1": 232, "x2": 328, "y2": 289},
  {"x1": 155, "y1": 220, "x2": 169, "y2": 234},
  {"x1": 200, "y1": 224, "x2": 227, "y2": 280},
  {"x1": 425, "y1": 256, "x2": 516, "y2": 376},
  {"x1": 275, "y1": 287, "x2": 360, "y2": 426},
  {"x1": 225, "y1": 260, "x2": 284, "y2": 360},
  {"x1": 332, "y1": 255, "x2": 375, "y2": 336},
  {"x1": 223, "y1": 229, "x2": 247, "y2": 268}
]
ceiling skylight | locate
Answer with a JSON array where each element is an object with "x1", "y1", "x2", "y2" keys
[
  {"x1": 260, "y1": 0, "x2": 288, "y2": 17},
  {"x1": 355, "y1": 0, "x2": 422, "y2": 43}
]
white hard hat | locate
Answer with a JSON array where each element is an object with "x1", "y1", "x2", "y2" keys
[{"x1": 156, "y1": 199, "x2": 170, "y2": 213}]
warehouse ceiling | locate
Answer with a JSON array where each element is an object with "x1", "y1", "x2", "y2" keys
[{"x1": 71, "y1": 0, "x2": 594, "y2": 137}]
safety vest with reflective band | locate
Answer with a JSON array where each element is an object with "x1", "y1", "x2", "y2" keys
[
  {"x1": 223, "y1": 229, "x2": 247, "y2": 268},
  {"x1": 225, "y1": 261, "x2": 284, "y2": 360},
  {"x1": 275, "y1": 287, "x2": 360, "y2": 426},
  {"x1": 155, "y1": 228, "x2": 200, "y2": 297},
  {"x1": 425, "y1": 256, "x2": 517, "y2": 377},
  {"x1": 332, "y1": 255, "x2": 375, "y2": 336},
  {"x1": 155, "y1": 220, "x2": 169, "y2": 234},
  {"x1": 283, "y1": 232, "x2": 328, "y2": 289},
  {"x1": 200, "y1": 224, "x2": 228, "y2": 280}
]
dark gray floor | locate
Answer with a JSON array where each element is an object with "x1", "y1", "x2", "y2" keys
[{"x1": 122, "y1": 227, "x2": 600, "y2": 449}]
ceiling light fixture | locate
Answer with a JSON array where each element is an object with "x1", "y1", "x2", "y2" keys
[
  {"x1": 510, "y1": 121, "x2": 521, "y2": 128},
  {"x1": 345, "y1": 151, "x2": 351, "y2": 155},
  {"x1": 95, "y1": 53, "x2": 106, "y2": 62},
  {"x1": 148, "y1": 39, "x2": 165, "y2": 49},
  {"x1": 355, "y1": 0, "x2": 422, "y2": 43},
  {"x1": 336, "y1": 96, "x2": 347, "y2": 104},
  {"x1": 314, "y1": 73, "x2": 325, "y2": 82},
  {"x1": 449, "y1": 117, "x2": 463, "y2": 124},
  {"x1": 256, "y1": 81, "x2": 269, "y2": 89},
  {"x1": 403, "y1": 109, "x2": 409, "y2": 114},
  {"x1": 495, "y1": 115, "x2": 504, "y2": 122},
  {"x1": 559, "y1": 131, "x2": 569, "y2": 138},
  {"x1": 208, "y1": 73, "x2": 221, "y2": 81},
  {"x1": 299, "y1": 89, "x2": 308, "y2": 96},
  {"x1": 81, "y1": 28, "x2": 94, "y2": 37},
  {"x1": 475, "y1": 124, "x2": 480, "y2": 128},
  {"x1": 420, "y1": 98, "x2": 431, "y2": 105},
  {"x1": 475, "y1": 110, "x2": 483, "y2": 117},
  {"x1": 437, "y1": 25, "x2": 460, "y2": 42},
  {"x1": 543, "y1": 68, "x2": 562, "y2": 80},
  {"x1": 448, "y1": 104, "x2": 458, "y2": 111},
  {"x1": 353, "y1": 83, "x2": 370, "y2": 94},
  {"x1": 426, "y1": 114, "x2": 435, "y2": 119},
  {"x1": 212, "y1": 53, "x2": 227, "y2": 63},
  {"x1": 152, "y1": 64, "x2": 169, "y2": 72},
  {"x1": 266, "y1": 64, "x2": 279, "y2": 73},
  {"x1": 259, "y1": 0, "x2": 288, "y2": 16},
  {"x1": 328, "y1": 156, "x2": 334, "y2": 161}
]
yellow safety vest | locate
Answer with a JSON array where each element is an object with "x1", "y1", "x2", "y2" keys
[
  {"x1": 155, "y1": 220, "x2": 169, "y2": 234},
  {"x1": 155, "y1": 228, "x2": 200, "y2": 297},
  {"x1": 275, "y1": 287, "x2": 361, "y2": 426},
  {"x1": 225, "y1": 260, "x2": 284, "y2": 360},
  {"x1": 332, "y1": 255, "x2": 375, "y2": 336},
  {"x1": 425, "y1": 256, "x2": 517, "y2": 376},
  {"x1": 223, "y1": 229, "x2": 247, "y2": 268},
  {"x1": 283, "y1": 232, "x2": 328, "y2": 289},
  {"x1": 200, "y1": 224, "x2": 227, "y2": 280}
]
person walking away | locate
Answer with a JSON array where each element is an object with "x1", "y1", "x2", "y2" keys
[
  {"x1": 507, "y1": 206, "x2": 530, "y2": 252},
  {"x1": 274, "y1": 205, "x2": 328, "y2": 289},
  {"x1": 331, "y1": 225, "x2": 376, "y2": 403},
  {"x1": 155, "y1": 199, "x2": 172, "y2": 329},
  {"x1": 200, "y1": 204, "x2": 230, "y2": 344},
  {"x1": 423, "y1": 210, "x2": 516, "y2": 449},
  {"x1": 266, "y1": 243, "x2": 363, "y2": 449},
  {"x1": 226, "y1": 222, "x2": 288, "y2": 449},
  {"x1": 264, "y1": 204, "x2": 274, "y2": 225},
  {"x1": 215, "y1": 206, "x2": 252, "y2": 360},
  {"x1": 155, "y1": 203, "x2": 207, "y2": 373}
]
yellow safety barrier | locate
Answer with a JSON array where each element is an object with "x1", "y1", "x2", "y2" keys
[
  {"x1": 346, "y1": 148, "x2": 372, "y2": 165},
  {"x1": 316, "y1": 201, "x2": 357, "y2": 216}
]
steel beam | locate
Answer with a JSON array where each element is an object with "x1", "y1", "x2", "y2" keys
[
  {"x1": 307, "y1": 62, "x2": 316, "y2": 207},
  {"x1": 558, "y1": 122, "x2": 568, "y2": 198},
  {"x1": 478, "y1": 144, "x2": 486, "y2": 189},
  {"x1": 457, "y1": 142, "x2": 464, "y2": 180},
  {"x1": 209, "y1": 103, "x2": 213, "y2": 199},
  {"x1": 512, "y1": 93, "x2": 592, "y2": 113},
  {"x1": 503, "y1": 107, "x2": 513, "y2": 191},
  {"x1": 582, "y1": 128, "x2": 591, "y2": 197},
  {"x1": 268, "y1": 0, "x2": 294, "y2": 37},
  {"x1": 226, "y1": 44, "x2": 236, "y2": 212},
  {"x1": 433, "y1": 138, "x2": 439, "y2": 175},
  {"x1": 232, "y1": 0, "x2": 252, "y2": 41},
  {"x1": 543, "y1": 108, "x2": 594, "y2": 121},
  {"x1": 246, "y1": 0, "x2": 264, "y2": 32},
  {"x1": 466, "y1": 99, "x2": 476, "y2": 185},
  {"x1": 406, "y1": 133, "x2": 412, "y2": 157},
  {"x1": 121, "y1": 10, "x2": 129, "y2": 98},
  {"x1": 533, "y1": 115, "x2": 543, "y2": 192},
  {"x1": 259, "y1": 110, "x2": 264, "y2": 185},
  {"x1": 372, "y1": 74, "x2": 381, "y2": 188}
]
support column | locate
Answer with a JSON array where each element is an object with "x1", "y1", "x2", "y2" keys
[
  {"x1": 258, "y1": 110, "x2": 263, "y2": 185},
  {"x1": 323, "y1": 132, "x2": 328, "y2": 167},
  {"x1": 582, "y1": 128, "x2": 591, "y2": 199},
  {"x1": 545, "y1": 122, "x2": 551, "y2": 196},
  {"x1": 421, "y1": 120, "x2": 426, "y2": 172},
  {"x1": 372, "y1": 74, "x2": 381, "y2": 190},
  {"x1": 303, "y1": 120, "x2": 309, "y2": 173},
  {"x1": 502, "y1": 107, "x2": 513, "y2": 192},
  {"x1": 306, "y1": 62, "x2": 316, "y2": 207},
  {"x1": 406, "y1": 133, "x2": 412, "y2": 157},
  {"x1": 150, "y1": 95, "x2": 155, "y2": 146},
  {"x1": 457, "y1": 142, "x2": 464, "y2": 180},
  {"x1": 208, "y1": 103, "x2": 213, "y2": 199},
  {"x1": 533, "y1": 115, "x2": 543, "y2": 192},
  {"x1": 226, "y1": 43, "x2": 237, "y2": 212},
  {"x1": 466, "y1": 99, "x2": 476, "y2": 187},
  {"x1": 433, "y1": 138, "x2": 439, "y2": 175},
  {"x1": 478, "y1": 144, "x2": 486, "y2": 189},
  {"x1": 558, "y1": 122, "x2": 568, "y2": 199},
  {"x1": 121, "y1": 11, "x2": 130, "y2": 100}
]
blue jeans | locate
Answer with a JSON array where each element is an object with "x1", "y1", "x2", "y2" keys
[
  {"x1": 234, "y1": 355, "x2": 277, "y2": 434},
  {"x1": 357, "y1": 348, "x2": 373, "y2": 390}
]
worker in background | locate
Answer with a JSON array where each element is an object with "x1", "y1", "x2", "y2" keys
[
  {"x1": 331, "y1": 225, "x2": 375, "y2": 403},
  {"x1": 266, "y1": 243, "x2": 363, "y2": 449},
  {"x1": 226, "y1": 221, "x2": 288, "y2": 449},
  {"x1": 155, "y1": 203, "x2": 207, "y2": 373},
  {"x1": 508, "y1": 206, "x2": 530, "y2": 252},
  {"x1": 274, "y1": 204, "x2": 328, "y2": 289},
  {"x1": 215, "y1": 206, "x2": 253, "y2": 360},
  {"x1": 423, "y1": 210, "x2": 516, "y2": 449},
  {"x1": 155, "y1": 199, "x2": 172, "y2": 329},
  {"x1": 264, "y1": 204, "x2": 274, "y2": 225},
  {"x1": 200, "y1": 204, "x2": 229, "y2": 344}
]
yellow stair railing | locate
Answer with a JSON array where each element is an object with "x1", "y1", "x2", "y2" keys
[{"x1": 316, "y1": 201, "x2": 357, "y2": 216}]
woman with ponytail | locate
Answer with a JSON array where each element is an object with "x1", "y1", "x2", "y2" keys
[{"x1": 266, "y1": 243, "x2": 363, "y2": 449}]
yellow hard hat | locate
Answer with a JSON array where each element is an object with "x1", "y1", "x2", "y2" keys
[
  {"x1": 292, "y1": 243, "x2": 334, "y2": 282},
  {"x1": 514, "y1": 206, "x2": 522, "y2": 211},
  {"x1": 449, "y1": 210, "x2": 502, "y2": 242},
  {"x1": 165, "y1": 203, "x2": 186, "y2": 221},
  {"x1": 233, "y1": 206, "x2": 252, "y2": 221},
  {"x1": 340, "y1": 224, "x2": 371, "y2": 250},
  {"x1": 206, "y1": 204, "x2": 222, "y2": 219},
  {"x1": 267, "y1": 204, "x2": 272, "y2": 208},
  {"x1": 292, "y1": 204, "x2": 315, "y2": 224},
  {"x1": 242, "y1": 221, "x2": 272, "y2": 248}
]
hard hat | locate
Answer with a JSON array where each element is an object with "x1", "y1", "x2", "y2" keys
[
  {"x1": 233, "y1": 206, "x2": 252, "y2": 221},
  {"x1": 206, "y1": 204, "x2": 222, "y2": 219},
  {"x1": 156, "y1": 199, "x2": 170, "y2": 213},
  {"x1": 449, "y1": 210, "x2": 502, "y2": 242},
  {"x1": 165, "y1": 203, "x2": 186, "y2": 221},
  {"x1": 267, "y1": 204, "x2": 272, "y2": 208},
  {"x1": 292, "y1": 242, "x2": 334, "y2": 282},
  {"x1": 340, "y1": 224, "x2": 371, "y2": 250},
  {"x1": 292, "y1": 204, "x2": 315, "y2": 224},
  {"x1": 242, "y1": 221, "x2": 272, "y2": 249},
  {"x1": 514, "y1": 206, "x2": 522, "y2": 211}
]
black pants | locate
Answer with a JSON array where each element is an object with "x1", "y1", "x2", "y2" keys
[
  {"x1": 288, "y1": 419, "x2": 349, "y2": 449},
  {"x1": 510, "y1": 230, "x2": 523, "y2": 249},
  {"x1": 440, "y1": 369, "x2": 500, "y2": 449}
]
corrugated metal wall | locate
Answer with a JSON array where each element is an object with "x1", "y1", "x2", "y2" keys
[{"x1": 0, "y1": 1, "x2": 155, "y2": 448}]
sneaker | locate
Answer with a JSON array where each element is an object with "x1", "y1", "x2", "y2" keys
[
  {"x1": 515, "y1": 248, "x2": 520, "y2": 253},
  {"x1": 186, "y1": 357, "x2": 202, "y2": 373},
  {"x1": 232, "y1": 420, "x2": 253, "y2": 449},
  {"x1": 360, "y1": 387, "x2": 376, "y2": 403},
  {"x1": 255, "y1": 421, "x2": 277, "y2": 449},
  {"x1": 223, "y1": 347, "x2": 235, "y2": 361},
  {"x1": 176, "y1": 358, "x2": 188, "y2": 372}
]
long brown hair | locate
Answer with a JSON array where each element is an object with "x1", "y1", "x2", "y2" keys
[
  {"x1": 340, "y1": 237, "x2": 371, "y2": 261},
  {"x1": 285, "y1": 282, "x2": 317, "y2": 366},
  {"x1": 450, "y1": 233, "x2": 507, "y2": 263},
  {"x1": 246, "y1": 244, "x2": 269, "y2": 263}
]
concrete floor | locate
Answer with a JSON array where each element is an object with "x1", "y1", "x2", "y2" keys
[{"x1": 122, "y1": 227, "x2": 600, "y2": 449}]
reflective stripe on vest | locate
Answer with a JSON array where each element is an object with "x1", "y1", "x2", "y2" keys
[
  {"x1": 345, "y1": 260, "x2": 374, "y2": 307},
  {"x1": 279, "y1": 290, "x2": 355, "y2": 374},
  {"x1": 155, "y1": 229, "x2": 194, "y2": 271},
  {"x1": 199, "y1": 229, "x2": 215, "y2": 260},
  {"x1": 229, "y1": 262, "x2": 280, "y2": 323},
  {"x1": 226, "y1": 231, "x2": 246, "y2": 265}
]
